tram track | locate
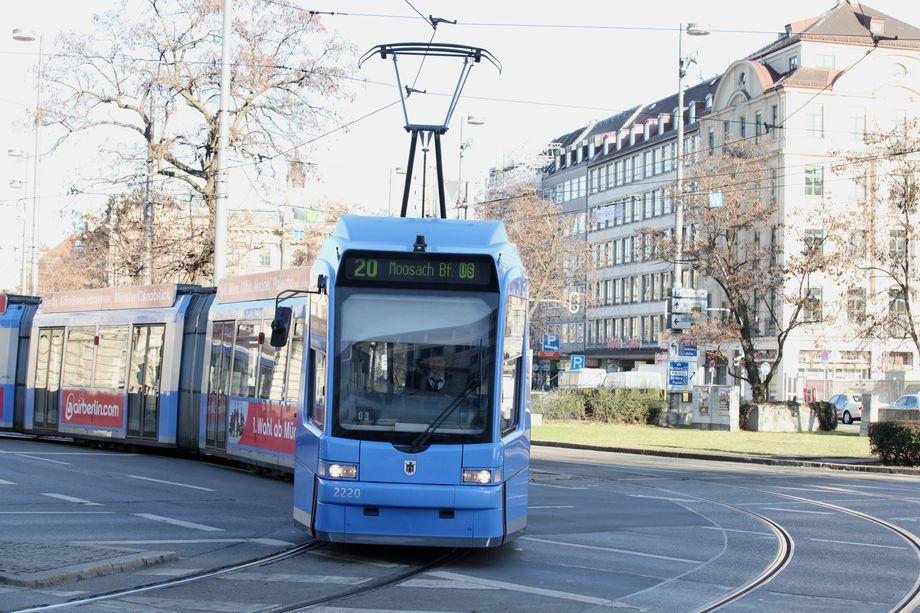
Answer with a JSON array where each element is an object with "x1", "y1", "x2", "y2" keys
[{"x1": 11, "y1": 540, "x2": 324, "y2": 612}]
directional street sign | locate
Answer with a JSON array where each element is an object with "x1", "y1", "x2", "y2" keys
[
  {"x1": 668, "y1": 342, "x2": 699, "y2": 360},
  {"x1": 570, "y1": 355, "x2": 586, "y2": 370}
]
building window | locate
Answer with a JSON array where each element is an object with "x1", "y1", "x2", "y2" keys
[
  {"x1": 653, "y1": 190, "x2": 662, "y2": 216},
  {"x1": 770, "y1": 168, "x2": 778, "y2": 201},
  {"x1": 805, "y1": 287, "x2": 823, "y2": 322},
  {"x1": 653, "y1": 148, "x2": 662, "y2": 175},
  {"x1": 804, "y1": 166, "x2": 824, "y2": 196},
  {"x1": 689, "y1": 102, "x2": 697, "y2": 124},
  {"x1": 849, "y1": 112, "x2": 866, "y2": 142},
  {"x1": 771, "y1": 104, "x2": 779, "y2": 139},
  {"x1": 789, "y1": 55, "x2": 799, "y2": 71},
  {"x1": 847, "y1": 288, "x2": 866, "y2": 324},
  {"x1": 663, "y1": 191, "x2": 671, "y2": 215},
  {"x1": 739, "y1": 115, "x2": 746, "y2": 139},
  {"x1": 705, "y1": 94, "x2": 713, "y2": 110},
  {"x1": 644, "y1": 151, "x2": 653, "y2": 177},
  {"x1": 806, "y1": 105, "x2": 824, "y2": 138},
  {"x1": 633, "y1": 154, "x2": 642, "y2": 181},
  {"x1": 615, "y1": 160, "x2": 624, "y2": 186},
  {"x1": 890, "y1": 230, "x2": 908, "y2": 262},
  {"x1": 644, "y1": 192, "x2": 652, "y2": 219},
  {"x1": 624, "y1": 157, "x2": 632, "y2": 184},
  {"x1": 723, "y1": 120, "x2": 731, "y2": 139},
  {"x1": 803, "y1": 229, "x2": 824, "y2": 257},
  {"x1": 890, "y1": 288, "x2": 908, "y2": 325},
  {"x1": 755, "y1": 111, "x2": 763, "y2": 139},
  {"x1": 259, "y1": 248, "x2": 272, "y2": 267},
  {"x1": 708, "y1": 128, "x2": 715, "y2": 154}
]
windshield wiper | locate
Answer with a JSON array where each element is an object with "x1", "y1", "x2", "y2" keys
[{"x1": 408, "y1": 378, "x2": 481, "y2": 453}]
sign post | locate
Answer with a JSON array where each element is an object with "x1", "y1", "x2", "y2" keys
[{"x1": 570, "y1": 355, "x2": 586, "y2": 371}]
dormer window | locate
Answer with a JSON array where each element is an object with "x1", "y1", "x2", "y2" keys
[
  {"x1": 576, "y1": 146, "x2": 583, "y2": 163},
  {"x1": 657, "y1": 114, "x2": 665, "y2": 135},
  {"x1": 556, "y1": 155, "x2": 562, "y2": 171},
  {"x1": 630, "y1": 129, "x2": 636, "y2": 146},
  {"x1": 566, "y1": 150, "x2": 572, "y2": 166},
  {"x1": 588, "y1": 140, "x2": 595, "y2": 158},
  {"x1": 789, "y1": 55, "x2": 799, "y2": 71},
  {"x1": 672, "y1": 107, "x2": 680, "y2": 130},
  {"x1": 688, "y1": 102, "x2": 697, "y2": 124},
  {"x1": 705, "y1": 93, "x2": 713, "y2": 110},
  {"x1": 603, "y1": 137, "x2": 610, "y2": 155},
  {"x1": 644, "y1": 122, "x2": 651, "y2": 141},
  {"x1": 738, "y1": 71, "x2": 747, "y2": 90}
]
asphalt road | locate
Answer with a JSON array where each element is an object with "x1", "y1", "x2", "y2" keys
[{"x1": 1, "y1": 434, "x2": 919, "y2": 612}]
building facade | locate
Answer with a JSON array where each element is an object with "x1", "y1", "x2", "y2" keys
[{"x1": 538, "y1": 0, "x2": 920, "y2": 399}]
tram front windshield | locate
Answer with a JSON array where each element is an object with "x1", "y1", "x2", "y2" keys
[{"x1": 333, "y1": 287, "x2": 497, "y2": 444}]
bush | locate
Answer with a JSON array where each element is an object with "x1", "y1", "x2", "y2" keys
[
  {"x1": 541, "y1": 391, "x2": 587, "y2": 420},
  {"x1": 739, "y1": 401, "x2": 756, "y2": 431},
  {"x1": 869, "y1": 421, "x2": 920, "y2": 466},
  {"x1": 809, "y1": 401, "x2": 838, "y2": 431}
]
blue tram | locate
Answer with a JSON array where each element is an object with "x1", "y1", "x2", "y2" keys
[
  {"x1": 198, "y1": 269, "x2": 310, "y2": 471},
  {"x1": 23, "y1": 284, "x2": 213, "y2": 447},
  {"x1": 0, "y1": 294, "x2": 41, "y2": 431},
  {"x1": 281, "y1": 216, "x2": 531, "y2": 547}
]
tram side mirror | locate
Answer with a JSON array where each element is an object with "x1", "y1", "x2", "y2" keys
[{"x1": 270, "y1": 306, "x2": 293, "y2": 348}]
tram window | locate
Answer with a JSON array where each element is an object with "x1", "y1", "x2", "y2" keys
[
  {"x1": 285, "y1": 318, "x2": 305, "y2": 404},
  {"x1": 230, "y1": 321, "x2": 260, "y2": 398},
  {"x1": 93, "y1": 326, "x2": 129, "y2": 390},
  {"x1": 62, "y1": 327, "x2": 95, "y2": 388},
  {"x1": 259, "y1": 320, "x2": 285, "y2": 402},
  {"x1": 309, "y1": 296, "x2": 328, "y2": 427},
  {"x1": 501, "y1": 296, "x2": 527, "y2": 434}
]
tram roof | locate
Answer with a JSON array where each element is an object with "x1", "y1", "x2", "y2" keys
[{"x1": 331, "y1": 215, "x2": 511, "y2": 255}]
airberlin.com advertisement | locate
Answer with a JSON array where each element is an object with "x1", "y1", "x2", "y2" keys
[
  {"x1": 61, "y1": 388, "x2": 125, "y2": 429},
  {"x1": 228, "y1": 399, "x2": 296, "y2": 456}
]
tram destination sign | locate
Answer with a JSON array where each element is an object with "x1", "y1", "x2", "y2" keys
[{"x1": 341, "y1": 251, "x2": 495, "y2": 287}]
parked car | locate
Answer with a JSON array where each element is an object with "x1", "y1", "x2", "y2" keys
[
  {"x1": 828, "y1": 393, "x2": 864, "y2": 424},
  {"x1": 885, "y1": 394, "x2": 920, "y2": 411}
]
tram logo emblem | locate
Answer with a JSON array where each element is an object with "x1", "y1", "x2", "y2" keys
[{"x1": 403, "y1": 460, "x2": 417, "y2": 476}]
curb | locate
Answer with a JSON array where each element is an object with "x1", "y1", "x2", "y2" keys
[
  {"x1": 533, "y1": 440, "x2": 920, "y2": 476},
  {"x1": 0, "y1": 550, "x2": 178, "y2": 588}
]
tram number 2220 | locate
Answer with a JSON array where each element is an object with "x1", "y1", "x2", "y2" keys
[{"x1": 333, "y1": 487, "x2": 361, "y2": 499}]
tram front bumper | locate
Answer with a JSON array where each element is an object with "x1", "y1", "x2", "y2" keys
[{"x1": 312, "y1": 478, "x2": 506, "y2": 547}]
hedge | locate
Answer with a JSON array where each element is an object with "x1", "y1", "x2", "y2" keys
[
  {"x1": 869, "y1": 421, "x2": 920, "y2": 466},
  {"x1": 539, "y1": 388, "x2": 665, "y2": 424},
  {"x1": 809, "y1": 401, "x2": 838, "y2": 431}
]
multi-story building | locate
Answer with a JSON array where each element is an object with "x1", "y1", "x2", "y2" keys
[{"x1": 538, "y1": 0, "x2": 920, "y2": 399}]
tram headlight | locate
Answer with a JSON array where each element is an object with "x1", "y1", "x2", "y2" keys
[
  {"x1": 320, "y1": 461, "x2": 358, "y2": 479},
  {"x1": 462, "y1": 469, "x2": 493, "y2": 485}
]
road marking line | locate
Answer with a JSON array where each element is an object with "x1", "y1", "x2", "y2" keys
[
  {"x1": 528, "y1": 505, "x2": 575, "y2": 509},
  {"x1": 133, "y1": 513, "x2": 223, "y2": 532},
  {"x1": 401, "y1": 578, "x2": 499, "y2": 590},
  {"x1": 311, "y1": 608, "x2": 466, "y2": 613},
  {"x1": 41, "y1": 493, "x2": 103, "y2": 506},
  {"x1": 890, "y1": 517, "x2": 920, "y2": 522},
  {"x1": 700, "y1": 526, "x2": 774, "y2": 537},
  {"x1": 0, "y1": 511, "x2": 114, "y2": 514},
  {"x1": 220, "y1": 572, "x2": 371, "y2": 585},
  {"x1": 0, "y1": 450, "x2": 137, "y2": 456},
  {"x1": 427, "y1": 571, "x2": 615, "y2": 606},
  {"x1": 529, "y1": 482, "x2": 590, "y2": 490},
  {"x1": 126, "y1": 474, "x2": 215, "y2": 492},
  {"x1": 629, "y1": 494, "x2": 698, "y2": 503},
  {"x1": 140, "y1": 568, "x2": 205, "y2": 577},
  {"x1": 809, "y1": 537, "x2": 906, "y2": 550},
  {"x1": 117, "y1": 596, "x2": 275, "y2": 612},
  {"x1": 307, "y1": 549, "x2": 407, "y2": 568},
  {"x1": 521, "y1": 536, "x2": 702, "y2": 563},
  {"x1": 16, "y1": 454, "x2": 70, "y2": 465},
  {"x1": 74, "y1": 538, "x2": 293, "y2": 546},
  {"x1": 761, "y1": 507, "x2": 834, "y2": 515},
  {"x1": 0, "y1": 479, "x2": 16, "y2": 485}
]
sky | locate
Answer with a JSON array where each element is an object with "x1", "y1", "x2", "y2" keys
[{"x1": 1, "y1": 0, "x2": 919, "y2": 292}]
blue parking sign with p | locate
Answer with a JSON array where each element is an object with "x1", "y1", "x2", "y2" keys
[
  {"x1": 570, "y1": 355, "x2": 586, "y2": 370},
  {"x1": 542, "y1": 333, "x2": 560, "y2": 353}
]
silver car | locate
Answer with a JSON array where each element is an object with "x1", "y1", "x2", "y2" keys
[
  {"x1": 886, "y1": 394, "x2": 920, "y2": 411},
  {"x1": 828, "y1": 393, "x2": 863, "y2": 424}
]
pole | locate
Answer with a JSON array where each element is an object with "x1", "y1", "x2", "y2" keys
[
  {"x1": 19, "y1": 168, "x2": 28, "y2": 294},
  {"x1": 213, "y1": 0, "x2": 233, "y2": 283},
  {"x1": 144, "y1": 92, "x2": 155, "y2": 284},
  {"x1": 29, "y1": 34, "x2": 44, "y2": 294},
  {"x1": 434, "y1": 132, "x2": 447, "y2": 219},
  {"x1": 674, "y1": 24, "x2": 686, "y2": 290},
  {"x1": 387, "y1": 169, "x2": 394, "y2": 217}
]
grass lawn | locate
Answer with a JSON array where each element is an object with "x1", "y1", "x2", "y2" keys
[{"x1": 533, "y1": 421, "x2": 873, "y2": 459}]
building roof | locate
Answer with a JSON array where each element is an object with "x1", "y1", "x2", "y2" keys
[
  {"x1": 747, "y1": 0, "x2": 920, "y2": 60},
  {"x1": 587, "y1": 106, "x2": 640, "y2": 138}
]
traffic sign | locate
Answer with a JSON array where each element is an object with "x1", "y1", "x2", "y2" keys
[
  {"x1": 670, "y1": 313, "x2": 693, "y2": 330},
  {"x1": 669, "y1": 342, "x2": 698, "y2": 359},
  {"x1": 541, "y1": 333, "x2": 560, "y2": 353},
  {"x1": 570, "y1": 355, "x2": 586, "y2": 370},
  {"x1": 668, "y1": 360, "x2": 690, "y2": 373},
  {"x1": 672, "y1": 288, "x2": 707, "y2": 299},
  {"x1": 668, "y1": 373, "x2": 691, "y2": 390},
  {"x1": 759, "y1": 361, "x2": 771, "y2": 377}
]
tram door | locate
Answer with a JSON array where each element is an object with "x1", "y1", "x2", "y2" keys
[
  {"x1": 206, "y1": 321, "x2": 233, "y2": 450},
  {"x1": 33, "y1": 328, "x2": 64, "y2": 431},
  {"x1": 127, "y1": 325, "x2": 165, "y2": 439}
]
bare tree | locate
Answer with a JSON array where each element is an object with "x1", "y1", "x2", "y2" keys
[
  {"x1": 825, "y1": 118, "x2": 920, "y2": 358},
  {"x1": 41, "y1": 0, "x2": 352, "y2": 275},
  {"x1": 38, "y1": 234, "x2": 107, "y2": 292},
  {"x1": 476, "y1": 183, "x2": 590, "y2": 345},
  {"x1": 647, "y1": 143, "x2": 829, "y2": 402}
]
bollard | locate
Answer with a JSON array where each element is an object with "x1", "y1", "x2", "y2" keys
[{"x1": 860, "y1": 393, "x2": 881, "y2": 437}]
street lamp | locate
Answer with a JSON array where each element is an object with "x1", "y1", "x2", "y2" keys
[
  {"x1": 387, "y1": 167, "x2": 406, "y2": 216},
  {"x1": 673, "y1": 22, "x2": 710, "y2": 290},
  {"x1": 12, "y1": 26, "x2": 44, "y2": 295},
  {"x1": 457, "y1": 115, "x2": 486, "y2": 219}
]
